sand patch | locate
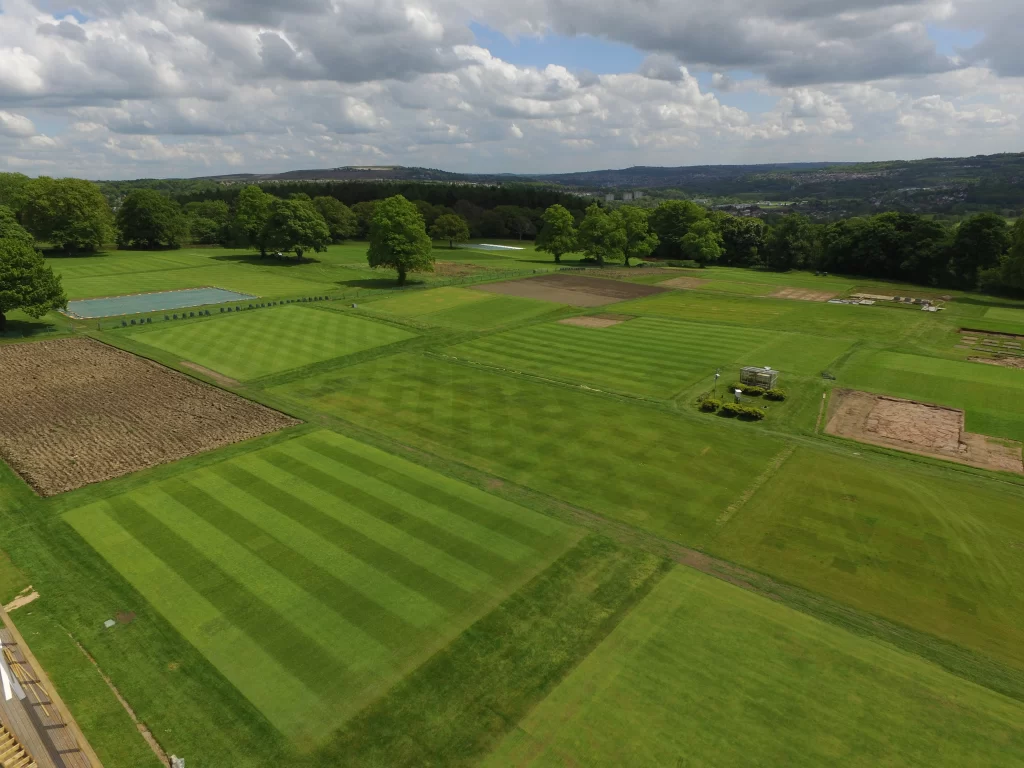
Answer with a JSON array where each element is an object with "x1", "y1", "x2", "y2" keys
[
  {"x1": 826, "y1": 389, "x2": 1022, "y2": 474},
  {"x1": 770, "y1": 287, "x2": 839, "y2": 302},
  {"x1": 0, "y1": 338, "x2": 299, "y2": 496},
  {"x1": 660, "y1": 277, "x2": 709, "y2": 289},
  {"x1": 558, "y1": 316, "x2": 625, "y2": 329},
  {"x1": 970, "y1": 356, "x2": 1024, "y2": 370},
  {"x1": 3, "y1": 587, "x2": 39, "y2": 612}
]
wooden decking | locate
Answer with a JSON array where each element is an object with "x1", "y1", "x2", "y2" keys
[{"x1": 0, "y1": 721, "x2": 37, "y2": 768}]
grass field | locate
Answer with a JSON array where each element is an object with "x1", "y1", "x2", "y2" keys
[
  {"x1": 485, "y1": 567, "x2": 1024, "y2": 767},
  {"x1": 126, "y1": 305, "x2": 416, "y2": 380},
  {"x1": 449, "y1": 316, "x2": 852, "y2": 398},
  {"x1": 65, "y1": 429, "x2": 579, "y2": 745},
  {"x1": 706, "y1": 446, "x2": 1024, "y2": 670},
  {"x1": 3, "y1": 253, "x2": 1024, "y2": 768}
]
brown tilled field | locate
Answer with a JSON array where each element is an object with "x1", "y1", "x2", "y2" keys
[
  {"x1": 769, "y1": 287, "x2": 839, "y2": 302},
  {"x1": 659, "y1": 276, "x2": 710, "y2": 289},
  {"x1": 0, "y1": 338, "x2": 300, "y2": 496},
  {"x1": 473, "y1": 273, "x2": 667, "y2": 307},
  {"x1": 825, "y1": 389, "x2": 1023, "y2": 474}
]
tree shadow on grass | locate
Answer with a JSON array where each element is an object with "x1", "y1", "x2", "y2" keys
[
  {"x1": 210, "y1": 253, "x2": 323, "y2": 267},
  {"x1": 336, "y1": 277, "x2": 430, "y2": 290},
  {"x1": 1, "y1": 317, "x2": 59, "y2": 338},
  {"x1": 954, "y1": 295, "x2": 1024, "y2": 311}
]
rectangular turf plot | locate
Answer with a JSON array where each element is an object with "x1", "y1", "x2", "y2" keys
[
  {"x1": 64, "y1": 430, "x2": 578, "y2": 746},
  {"x1": 64, "y1": 287, "x2": 257, "y2": 318},
  {"x1": 707, "y1": 446, "x2": 1024, "y2": 670},
  {"x1": 129, "y1": 305, "x2": 415, "y2": 381},
  {"x1": 485, "y1": 567, "x2": 1024, "y2": 768},
  {"x1": 473, "y1": 273, "x2": 668, "y2": 307},
  {"x1": 0, "y1": 338, "x2": 299, "y2": 496}
]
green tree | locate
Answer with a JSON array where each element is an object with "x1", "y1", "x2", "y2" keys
[
  {"x1": 352, "y1": 201, "x2": 378, "y2": 238},
  {"x1": 234, "y1": 185, "x2": 275, "y2": 256},
  {"x1": 429, "y1": 213, "x2": 470, "y2": 249},
  {"x1": 264, "y1": 198, "x2": 331, "y2": 260},
  {"x1": 715, "y1": 214, "x2": 767, "y2": 266},
  {"x1": 577, "y1": 204, "x2": 627, "y2": 267},
  {"x1": 536, "y1": 204, "x2": 578, "y2": 263},
  {"x1": 0, "y1": 238, "x2": 66, "y2": 331},
  {"x1": 950, "y1": 213, "x2": 1010, "y2": 288},
  {"x1": 994, "y1": 219, "x2": 1024, "y2": 292},
  {"x1": 22, "y1": 177, "x2": 113, "y2": 252},
  {"x1": 0, "y1": 173, "x2": 31, "y2": 214},
  {"x1": 618, "y1": 206, "x2": 658, "y2": 267},
  {"x1": 314, "y1": 197, "x2": 359, "y2": 242},
  {"x1": 0, "y1": 206, "x2": 33, "y2": 246},
  {"x1": 116, "y1": 189, "x2": 188, "y2": 249},
  {"x1": 367, "y1": 195, "x2": 434, "y2": 285},
  {"x1": 764, "y1": 214, "x2": 818, "y2": 271},
  {"x1": 649, "y1": 200, "x2": 707, "y2": 260}
]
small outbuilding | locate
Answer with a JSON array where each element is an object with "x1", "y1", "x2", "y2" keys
[{"x1": 740, "y1": 366, "x2": 779, "y2": 389}]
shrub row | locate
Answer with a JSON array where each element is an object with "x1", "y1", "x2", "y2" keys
[
  {"x1": 720, "y1": 403, "x2": 767, "y2": 420},
  {"x1": 728, "y1": 384, "x2": 787, "y2": 401},
  {"x1": 764, "y1": 388, "x2": 787, "y2": 401}
]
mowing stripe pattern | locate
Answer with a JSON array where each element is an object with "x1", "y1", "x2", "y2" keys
[
  {"x1": 130, "y1": 305, "x2": 416, "y2": 380},
  {"x1": 450, "y1": 317, "x2": 777, "y2": 398},
  {"x1": 64, "y1": 431, "x2": 577, "y2": 745}
]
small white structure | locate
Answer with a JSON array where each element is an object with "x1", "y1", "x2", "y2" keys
[
  {"x1": 605, "y1": 193, "x2": 615, "y2": 203},
  {"x1": 622, "y1": 192, "x2": 634, "y2": 201}
]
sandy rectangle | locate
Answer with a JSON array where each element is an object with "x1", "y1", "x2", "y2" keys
[
  {"x1": 472, "y1": 273, "x2": 667, "y2": 307},
  {"x1": 770, "y1": 287, "x2": 840, "y2": 302},
  {"x1": 558, "y1": 316, "x2": 625, "y2": 329},
  {"x1": 0, "y1": 338, "x2": 299, "y2": 496},
  {"x1": 826, "y1": 389, "x2": 1022, "y2": 474},
  {"x1": 660, "y1": 277, "x2": 710, "y2": 289}
]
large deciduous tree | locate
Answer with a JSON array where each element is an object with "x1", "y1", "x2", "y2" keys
[
  {"x1": 429, "y1": 213, "x2": 470, "y2": 249},
  {"x1": 649, "y1": 200, "x2": 707, "y2": 260},
  {"x1": 536, "y1": 204, "x2": 578, "y2": 263},
  {"x1": 264, "y1": 198, "x2": 331, "y2": 260},
  {"x1": 0, "y1": 206, "x2": 33, "y2": 246},
  {"x1": 185, "y1": 200, "x2": 230, "y2": 245},
  {"x1": 0, "y1": 173, "x2": 31, "y2": 215},
  {"x1": 679, "y1": 219, "x2": 724, "y2": 266},
  {"x1": 764, "y1": 213, "x2": 818, "y2": 271},
  {"x1": 234, "y1": 185, "x2": 275, "y2": 256},
  {"x1": 314, "y1": 196, "x2": 359, "y2": 242},
  {"x1": 715, "y1": 214, "x2": 767, "y2": 267},
  {"x1": 577, "y1": 204, "x2": 627, "y2": 267},
  {"x1": 0, "y1": 238, "x2": 67, "y2": 331},
  {"x1": 950, "y1": 213, "x2": 1010, "y2": 288},
  {"x1": 367, "y1": 195, "x2": 434, "y2": 285},
  {"x1": 618, "y1": 206, "x2": 658, "y2": 267},
  {"x1": 22, "y1": 177, "x2": 113, "y2": 252},
  {"x1": 116, "y1": 189, "x2": 188, "y2": 249}
]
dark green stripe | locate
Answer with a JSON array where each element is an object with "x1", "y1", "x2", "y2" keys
[
  {"x1": 257, "y1": 451, "x2": 518, "y2": 578},
  {"x1": 163, "y1": 478, "x2": 416, "y2": 649},
  {"x1": 301, "y1": 437, "x2": 556, "y2": 550},
  {"x1": 105, "y1": 497, "x2": 346, "y2": 697},
  {"x1": 214, "y1": 463, "x2": 475, "y2": 613}
]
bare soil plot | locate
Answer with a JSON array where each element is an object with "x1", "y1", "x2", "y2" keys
[
  {"x1": 558, "y1": 316, "x2": 622, "y2": 329},
  {"x1": 970, "y1": 356, "x2": 1024, "y2": 370},
  {"x1": 472, "y1": 273, "x2": 667, "y2": 307},
  {"x1": 660, "y1": 276, "x2": 710, "y2": 289},
  {"x1": 826, "y1": 389, "x2": 1023, "y2": 474},
  {"x1": 0, "y1": 338, "x2": 299, "y2": 496},
  {"x1": 433, "y1": 261, "x2": 486, "y2": 277},
  {"x1": 770, "y1": 287, "x2": 839, "y2": 302}
]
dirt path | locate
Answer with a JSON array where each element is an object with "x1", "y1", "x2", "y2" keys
[
  {"x1": 3, "y1": 587, "x2": 39, "y2": 612},
  {"x1": 717, "y1": 445, "x2": 795, "y2": 526}
]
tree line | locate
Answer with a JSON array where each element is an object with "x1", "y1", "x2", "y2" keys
[{"x1": 2, "y1": 172, "x2": 1022, "y2": 295}]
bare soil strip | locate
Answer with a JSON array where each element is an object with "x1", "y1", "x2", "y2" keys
[
  {"x1": 659, "y1": 276, "x2": 709, "y2": 289},
  {"x1": 557, "y1": 317, "x2": 624, "y2": 329},
  {"x1": 3, "y1": 587, "x2": 39, "y2": 613},
  {"x1": 825, "y1": 388, "x2": 1023, "y2": 474},
  {"x1": 769, "y1": 287, "x2": 839, "y2": 302},
  {"x1": 179, "y1": 361, "x2": 242, "y2": 388},
  {"x1": 970, "y1": 356, "x2": 1024, "y2": 370},
  {"x1": 472, "y1": 273, "x2": 667, "y2": 307},
  {"x1": 960, "y1": 327, "x2": 1024, "y2": 341},
  {"x1": 0, "y1": 338, "x2": 299, "y2": 496}
]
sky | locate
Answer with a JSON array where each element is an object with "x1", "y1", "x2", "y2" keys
[{"x1": 0, "y1": 0, "x2": 1022, "y2": 179}]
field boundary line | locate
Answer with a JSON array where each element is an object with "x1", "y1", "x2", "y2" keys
[
  {"x1": 716, "y1": 444, "x2": 795, "y2": 527},
  {"x1": 70, "y1": 636, "x2": 169, "y2": 767}
]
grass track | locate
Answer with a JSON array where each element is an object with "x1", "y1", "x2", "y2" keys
[
  {"x1": 127, "y1": 305, "x2": 415, "y2": 380},
  {"x1": 485, "y1": 567, "x2": 1024, "y2": 767},
  {"x1": 65, "y1": 430, "x2": 578, "y2": 744}
]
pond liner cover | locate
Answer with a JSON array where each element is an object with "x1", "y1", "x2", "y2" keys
[{"x1": 63, "y1": 287, "x2": 258, "y2": 319}]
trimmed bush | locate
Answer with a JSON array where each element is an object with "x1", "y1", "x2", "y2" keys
[
  {"x1": 720, "y1": 402, "x2": 741, "y2": 417},
  {"x1": 699, "y1": 398, "x2": 722, "y2": 413},
  {"x1": 765, "y1": 388, "x2": 787, "y2": 401},
  {"x1": 720, "y1": 403, "x2": 766, "y2": 421}
]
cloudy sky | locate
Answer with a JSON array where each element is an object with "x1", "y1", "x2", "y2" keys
[{"x1": 0, "y1": 0, "x2": 1021, "y2": 179}]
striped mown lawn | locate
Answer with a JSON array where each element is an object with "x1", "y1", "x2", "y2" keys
[
  {"x1": 64, "y1": 430, "x2": 578, "y2": 745},
  {"x1": 448, "y1": 316, "x2": 848, "y2": 399},
  {"x1": 363, "y1": 287, "x2": 559, "y2": 330},
  {"x1": 129, "y1": 305, "x2": 415, "y2": 380}
]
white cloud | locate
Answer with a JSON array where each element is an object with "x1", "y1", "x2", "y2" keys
[{"x1": 0, "y1": 0, "x2": 1021, "y2": 177}]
